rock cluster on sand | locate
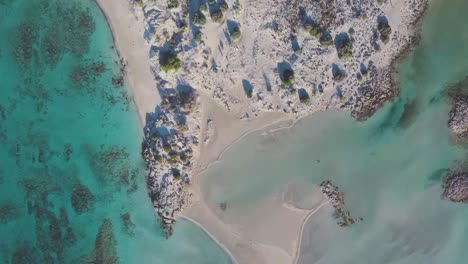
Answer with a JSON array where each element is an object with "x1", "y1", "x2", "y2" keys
[
  {"x1": 448, "y1": 95, "x2": 468, "y2": 138},
  {"x1": 442, "y1": 170, "x2": 468, "y2": 203},
  {"x1": 320, "y1": 180, "x2": 362, "y2": 226},
  {"x1": 142, "y1": 87, "x2": 200, "y2": 236}
]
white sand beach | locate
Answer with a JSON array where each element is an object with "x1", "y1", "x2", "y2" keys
[{"x1": 96, "y1": 0, "x2": 160, "y2": 123}]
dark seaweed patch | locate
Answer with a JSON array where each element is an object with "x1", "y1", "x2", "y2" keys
[
  {"x1": 11, "y1": 22, "x2": 38, "y2": 68},
  {"x1": 11, "y1": 242, "x2": 39, "y2": 264},
  {"x1": 69, "y1": 60, "x2": 106, "y2": 91},
  {"x1": 61, "y1": 4, "x2": 96, "y2": 57},
  {"x1": 92, "y1": 146, "x2": 136, "y2": 190},
  {"x1": 120, "y1": 212, "x2": 136, "y2": 235},
  {"x1": 95, "y1": 219, "x2": 119, "y2": 264},
  {"x1": 63, "y1": 143, "x2": 73, "y2": 162},
  {"x1": 397, "y1": 99, "x2": 418, "y2": 128},
  {"x1": 70, "y1": 183, "x2": 96, "y2": 214},
  {"x1": 0, "y1": 202, "x2": 18, "y2": 223}
]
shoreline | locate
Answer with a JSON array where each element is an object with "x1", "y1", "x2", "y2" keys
[
  {"x1": 95, "y1": 0, "x2": 160, "y2": 124},
  {"x1": 293, "y1": 201, "x2": 330, "y2": 264},
  {"x1": 180, "y1": 215, "x2": 239, "y2": 264}
]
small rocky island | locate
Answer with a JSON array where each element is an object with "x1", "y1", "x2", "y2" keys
[
  {"x1": 442, "y1": 170, "x2": 468, "y2": 203},
  {"x1": 448, "y1": 92, "x2": 468, "y2": 138},
  {"x1": 446, "y1": 76, "x2": 468, "y2": 138},
  {"x1": 131, "y1": 0, "x2": 428, "y2": 235},
  {"x1": 320, "y1": 180, "x2": 362, "y2": 226}
]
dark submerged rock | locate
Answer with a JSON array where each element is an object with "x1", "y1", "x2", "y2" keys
[
  {"x1": 448, "y1": 94, "x2": 468, "y2": 138},
  {"x1": 442, "y1": 171, "x2": 468, "y2": 202}
]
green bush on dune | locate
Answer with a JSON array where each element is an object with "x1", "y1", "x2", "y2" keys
[
  {"x1": 230, "y1": 26, "x2": 241, "y2": 40},
  {"x1": 167, "y1": 0, "x2": 179, "y2": 8},
  {"x1": 281, "y1": 69, "x2": 295, "y2": 87},
  {"x1": 159, "y1": 52, "x2": 181, "y2": 72},
  {"x1": 211, "y1": 9, "x2": 224, "y2": 23},
  {"x1": 193, "y1": 11, "x2": 207, "y2": 25}
]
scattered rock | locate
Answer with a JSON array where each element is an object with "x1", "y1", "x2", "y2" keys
[
  {"x1": 448, "y1": 94, "x2": 468, "y2": 138},
  {"x1": 320, "y1": 180, "x2": 362, "y2": 226},
  {"x1": 442, "y1": 170, "x2": 468, "y2": 202}
]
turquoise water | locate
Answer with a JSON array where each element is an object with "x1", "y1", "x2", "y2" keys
[
  {"x1": 0, "y1": 0, "x2": 231, "y2": 263},
  {"x1": 200, "y1": 0, "x2": 468, "y2": 263}
]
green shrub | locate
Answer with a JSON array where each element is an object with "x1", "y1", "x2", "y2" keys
[
  {"x1": 167, "y1": 0, "x2": 179, "y2": 8},
  {"x1": 155, "y1": 155, "x2": 162, "y2": 162},
  {"x1": 305, "y1": 22, "x2": 322, "y2": 38},
  {"x1": 163, "y1": 144, "x2": 172, "y2": 153},
  {"x1": 211, "y1": 9, "x2": 223, "y2": 23},
  {"x1": 319, "y1": 33, "x2": 333, "y2": 47},
  {"x1": 199, "y1": 3, "x2": 207, "y2": 12},
  {"x1": 179, "y1": 22, "x2": 187, "y2": 32},
  {"x1": 179, "y1": 152, "x2": 189, "y2": 162},
  {"x1": 135, "y1": 0, "x2": 144, "y2": 8},
  {"x1": 178, "y1": 123, "x2": 189, "y2": 132},
  {"x1": 168, "y1": 151, "x2": 178, "y2": 160},
  {"x1": 159, "y1": 52, "x2": 181, "y2": 72},
  {"x1": 172, "y1": 168, "x2": 181, "y2": 179},
  {"x1": 333, "y1": 70, "x2": 346, "y2": 82},
  {"x1": 193, "y1": 11, "x2": 206, "y2": 25},
  {"x1": 220, "y1": 1, "x2": 229, "y2": 12},
  {"x1": 298, "y1": 89, "x2": 310, "y2": 104},
  {"x1": 378, "y1": 21, "x2": 391, "y2": 44},
  {"x1": 230, "y1": 26, "x2": 241, "y2": 40},
  {"x1": 336, "y1": 34, "x2": 353, "y2": 59},
  {"x1": 281, "y1": 69, "x2": 295, "y2": 87},
  {"x1": 245, "y1": 89, "x2": 253, "y2": 98},
  {"x1": 152, "y1": 131, "x2": 160, "y2": 141},
  {"x1": 194, "y1": 31, "x2": 202, "y2": 42},
  {"x1": 294, "y1": 46, "x2": 302, "y2": 55}
]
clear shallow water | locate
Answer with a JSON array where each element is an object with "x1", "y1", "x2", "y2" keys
[
  {"x1": 0, "y1": 0, "x2": 231, "y2": 263},
  {"x1": 201, "y1": 0, "x2": 468, "y2": 263}
]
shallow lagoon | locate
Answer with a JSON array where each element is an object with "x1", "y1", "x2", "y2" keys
[
  {"x1": 0, "y1": 0, "x2": 231, "y2": 263},
  {"x1": 201, "y1": 0, "x2": 468, "y2": 263}
]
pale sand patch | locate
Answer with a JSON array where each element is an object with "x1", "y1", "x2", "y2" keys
[
  {"x1": 96, "y1": 0, "x2": 160, "y2": 123},
  {"x1": 195, "y1": 94, "x2": 294, "y2": 171},
  {"x1": 186, "y1": 104, "x2": 328, "y2": 263},
  {"x1": 183, "y1": 177, "x2": 328, "y2": 264}
]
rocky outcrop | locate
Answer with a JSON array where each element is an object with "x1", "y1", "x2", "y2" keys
[
  {"x1": 442, "y1": 171, "x2": 468, "y2": 202},
  {"x1": 319, "y1": 180, "x2": 362, "y2": 226},
  {"x1": 448, "y1": 95, "x2": 468, "y2": 138},
  {"x1": 142, "y1": 87, "x2": 200, "y2": 236},
  {"x1": 350, "y1": 66, "x2": 396, "y2": 121}
]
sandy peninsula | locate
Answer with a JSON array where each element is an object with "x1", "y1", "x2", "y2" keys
[{"x1": 96, "y1": 0, "x2": 429, "y2": 263}]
